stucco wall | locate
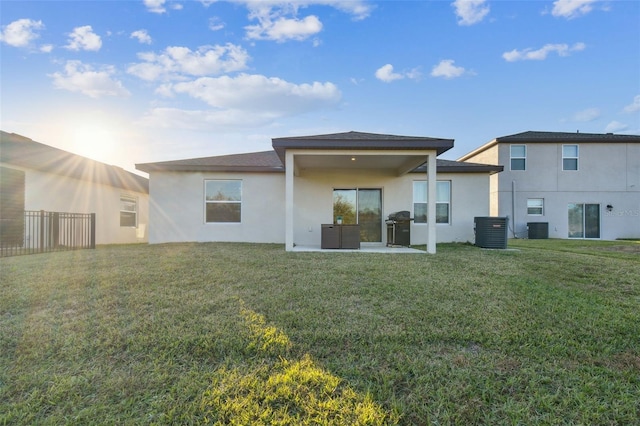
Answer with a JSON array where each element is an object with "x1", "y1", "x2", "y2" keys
[
  {"x1": 148, "y1": 171, "x2": 286, "y2": 244},
  {"x1": 1, "y1": 164, "x2": 149, "y2": 244},
  {"x1": 493, "y1": 142, "x2": 639, "y2": 240},
  {"x1": 148, "y1": 168, "x2": 493, "y2": 246}
]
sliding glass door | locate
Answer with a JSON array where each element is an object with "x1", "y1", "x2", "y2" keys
[
  {"x1": 333, "y1": 188, "x2": 382, "y2": 242},
  {"x1": 568, "y1": 203, "x2": 600, "y2": 238}
]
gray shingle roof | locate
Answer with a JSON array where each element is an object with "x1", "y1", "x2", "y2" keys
[
  {"x1": 136, "y1": 149, "x2": 501, "y2": 174},
  {"x1": 414, "y1": 159, "x2": 503, "y2": 174},
  {"x1": 496, "y1": 131, "x2": 640, "y2": 143},
  {"x1": 1, "y1": 131, "x2": 149, "y2": 193},
  {"x1": 272, "y1": 131, "x2": 455, "y2": 162},
  {"x1": 136, "y1": 150, "x2": 284, "y2": 173}
]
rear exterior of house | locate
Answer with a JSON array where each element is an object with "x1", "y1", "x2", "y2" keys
[
  {"x1": 0, "y1": 131, "x2": 150, "y2": 245},
  {"x1": 458, "y1": 131, "x2": 640, "y2": 240},
  {"x1": 137, "y1": 132, "x2": 502, "y2": 252}
]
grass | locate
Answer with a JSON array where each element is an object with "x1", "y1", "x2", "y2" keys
[{"x1": 1, "y1": 239, "x2": 639, "y2": 424}]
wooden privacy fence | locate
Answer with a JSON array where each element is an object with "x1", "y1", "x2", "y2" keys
[{"x1": 0, "y1": 210, "x2": 95, "y2": 257}]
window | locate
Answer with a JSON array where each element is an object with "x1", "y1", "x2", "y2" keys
[
  {"x1": 563, "y1": 145, "x2": 579, "y2": 171},
  {"x1": 527, "y1": 198, "x2": 544, "y2": 215},
  {"x1": 510, "y1": 145, "x2": 526, "y2": 170},
  {"x1": 413, "y1": 181, "x2": 451, "y2": 224},
  {"x1": 120, "y1": 196, "x2": 137, "y2": 227},
  {"x1": 205, "y1": 180, "x2": 242, "y2": 223}
]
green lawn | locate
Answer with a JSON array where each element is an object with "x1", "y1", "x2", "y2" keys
[{"x1": 1, "y1": 240, "x2": 639, "y2": 425}]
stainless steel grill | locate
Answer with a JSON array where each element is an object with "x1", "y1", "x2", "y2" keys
[{"x1": 386, "y1": 210, "x2": 413, "y2": 246}]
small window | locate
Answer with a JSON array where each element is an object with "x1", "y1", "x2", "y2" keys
[
  {"x1": 413, "y1": 181, "x2": 451, "y2": 224},
  {"x1": 563, "y1": 145, "x2": 578, "y2": 171},
  {"x1": 205, "y1": 180, "x2": 242, "y2": 223},
  {"x1": 510, "y1": 145, "x2": 526, "y2": 171},
  {"x1": 120, "y1": 196, "x2": 137, "y2": 227},
  {"x1": 527, "y1": 198, "x2": 544, "y2": 216}
]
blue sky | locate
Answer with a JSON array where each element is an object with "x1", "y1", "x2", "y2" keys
[{"x1": 1, "y1": 0, "x2": 639, "y2": 174}]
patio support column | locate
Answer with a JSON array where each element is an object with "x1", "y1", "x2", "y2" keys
[
  {"x1": 285, "y1": 150, "x2": 294, "y2": 251},
  {"x1": 426, "y1": 153, "x2": 437, "y2": 254}
]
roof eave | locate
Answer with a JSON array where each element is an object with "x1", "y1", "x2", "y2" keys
[
  {"x1": 135, "y1": 164, "x2": 284, "y2": 173},
  {"x1": 272, "y1": 139, "x2": 455, "y2": 163}
]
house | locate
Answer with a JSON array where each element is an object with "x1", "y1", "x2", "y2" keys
[
  {"x1": 458, "y1": 131, "x2": 640, "y2": 240},
  {"x1": 136, "y1": 131, "x2": 502, "y2": 253},
  {"x1": 0, "y1": 131, "x2": 149, "y2": 245}
]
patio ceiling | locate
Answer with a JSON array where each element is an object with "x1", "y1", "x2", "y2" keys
[{"x1": 293, "y1": 152, "x2": 431, "y2": 176}]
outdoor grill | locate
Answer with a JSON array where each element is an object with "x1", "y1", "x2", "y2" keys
[{"x1": 386, "y1": 210, "x2": 413, "y2": 247}]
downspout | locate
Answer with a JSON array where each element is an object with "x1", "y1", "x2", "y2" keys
[{"x1": 511, "y1": 180, "x2": 517, "y2": 238}]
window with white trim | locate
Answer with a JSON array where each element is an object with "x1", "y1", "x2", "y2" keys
[
  {"x1": 205, "y1": 180, "x2": 242, "y2": 223},
  {"x1": 510, "y1": 145, "x2": 526, "y2": 171},
  {"x1": 527, "y1": 198, "x2": 544, "y2": 216},
  {"x1": 120, "y1": 196, "x2": 137, "y2": 227},
  {"x1": 562, "y1": 145, "x2": 578, "y2": 171},
  {"x1": 413, "y1": 181, "x2": 451, "y2": 224}
]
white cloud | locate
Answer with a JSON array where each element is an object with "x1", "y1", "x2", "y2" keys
[
  {"x1": 169, "y1": 74, "x2": 341, "y2": 113},
  {"x1": 49, "y1": 60, "x2": 130, "y2": 98},
  {"x1": 623, "y1": 95, "x2": 640, "y2": 113},
  {"x1": 605, "y1": 121, "x2": 628, "y2": 133},
  {"x1": 237, "y1": 1, "x2": 371, "y2": 42},
  {"x1": 502, "y1": 42, "x2": 585, "y2": 61},
  {"x1": 65, "y1": 26, "x2": 102, "y2": 51},
  {"x1": 452, "y1": 0, "x2": 490, "y2": 26},
  {"x1": 209, "y1": 17, "x2": 225, "y2": 31},
  {"x1": 431, "y1": 59, "x2": 466, "y2": 79},
  {"x1": 552, "y1": 0, "x2": 598, "y2": 19},
  {"x1": 127, "y1": 44, "x2": 250, "y2": 81},
  {"x1": 573, "y1": 108, "x2": 600, "y2": 122},
  {"x1": 140, "y1": 73, "x2": 342, "y2": 129},
  {"x1": 0, "y1": 18, "x2": 44, "y2": 48},
  {"x1": 246, "y1": 14, "x2": 322, "y2": 42},
  {"x1": 144, "y1": 0, "x2": 166, "y2": 14},
  {"x1": 375, "y1": 64, "x2": 422, "y2": 83},
  {"x1": 40, "y1": 44, "x2": 54, "y2": 53},
  {"x1": 131, "y1": 30, "x2": 152, "y2": 44}
]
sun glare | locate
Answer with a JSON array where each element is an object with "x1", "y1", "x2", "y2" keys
[{"x1": 71, "y1": 123, "x2": 118, "y2": 165}]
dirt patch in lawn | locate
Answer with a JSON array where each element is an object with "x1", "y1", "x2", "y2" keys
[{"x1": 598, "y1": 245, "x2": 640, "y2": 254}]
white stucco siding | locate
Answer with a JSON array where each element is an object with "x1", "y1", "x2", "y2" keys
[
  {"x1": 3, "y1": 165, "x2": 149, "y2": 244},
  {"x1": 499, "y1": 190, "x2": 639, "y2": 240},
  {"x1": 291, "y1": 169, "x2": 491, "y2": 246},
  {"x1": 292, "y1": 168, "x2": 403, "y2": 247},
  {"x1": 423, "y1": 172, "x2": 492, "y2": 244},
  {"x1": 148, "y1": 167, "x2": 495, "y2": 246},
  {"x1": 148, "y1": 171, "x2": 285, "y2": 244}
]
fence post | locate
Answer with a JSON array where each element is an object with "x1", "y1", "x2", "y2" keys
[
  {"x1": 90, "y1": 213, "x2": 96, "y2": 249},
  {"x1": 39, "y1": 210, "x2": 45, "y2": 253},
  {"x1": 53, "y1": 212, "x2": 60, "y2": 248}
]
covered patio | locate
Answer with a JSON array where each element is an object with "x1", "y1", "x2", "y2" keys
[{"x1": 272, "y1": 132, "x2": 454, "y2": 254}]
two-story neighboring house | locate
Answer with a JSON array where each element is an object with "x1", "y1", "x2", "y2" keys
[{"x1": 458, "y1": 131, "x2": 640, "y2": 240}]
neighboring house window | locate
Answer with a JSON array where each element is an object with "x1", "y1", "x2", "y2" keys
[
  {"x1": 413, "y1": 181, "x2": 451, "y2": 224},
  {"x1": 120, "y1": 196, "x2": 137, "y2": 227},
  {"x1": 563, "y1": 145, "x2": 579, "y2": 171},
  {"x1": 205, "y1": 180, "x2": 242, "y2": 223},
  {"x1": 527, "y1": 198, "x2": 544, "y2": 215},
  {"x1": 510, "y1": 145, "x2": 526, "y2": 170}
]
